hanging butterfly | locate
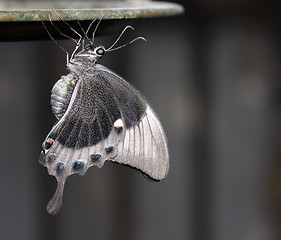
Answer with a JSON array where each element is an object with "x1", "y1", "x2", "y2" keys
[{"x1": 39, "y1": 15, "x2": 169, "y2": 215}]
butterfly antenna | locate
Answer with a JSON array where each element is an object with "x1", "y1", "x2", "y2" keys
[
  {"x1": 85, "y1": 19, "x2": 97, "y2": 42},
  {"x1": 77, "y1": 19, "x2": 96, "y2": 49},
  {"x1": 54, "y1": 11, "x2": 82, "y2": 42},
  {"x1": 42, "y1": 19, "x2": 70, "y2": 65},
  {"x1": 106, "y1": 25, "x2": 135, "y2": 51},
  {"x1": 106, "y1": 36, "x2": 147, "y2": 52},
  {"x1": 48, "y1": 13, "x2": 77, "y2": 44},
  {"x1": 54, "y1": 11, "x2": 83, "y2": 60},
  {"x1": 92, "y1": 17, "x2": 103, "y2": 46}
]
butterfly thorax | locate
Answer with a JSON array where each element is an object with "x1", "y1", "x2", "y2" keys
[{"x1": 68, "y1": 55, "x2": 98, "y2": 75}]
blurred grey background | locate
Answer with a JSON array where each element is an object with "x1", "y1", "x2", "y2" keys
[{"x1": 0, "y1": 1, "x2": 281, "y2": 240}]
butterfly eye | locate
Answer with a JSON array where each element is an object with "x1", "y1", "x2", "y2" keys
[
  {"x1": 85, "y1": 44, "x2": 92, "y2": 51},
  {"x1": 95, "y1": 47, "x2": 105, "y2": 56}
]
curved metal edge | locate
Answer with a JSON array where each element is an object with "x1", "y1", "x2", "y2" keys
[{"x1": 0, "y1": 2, "x2": 184, "y2": 22}]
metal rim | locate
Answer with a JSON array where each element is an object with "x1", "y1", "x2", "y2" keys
[{"x1": 0, "y1": 1, "x2": 184, "y2": 21}]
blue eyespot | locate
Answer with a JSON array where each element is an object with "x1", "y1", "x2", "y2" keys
[
  {"x1": 57, "y1": 163, "x2": 65, "y2": 174},
  {"x1": 48, "y1": 153, "x2": 56, "y2": 163},
  {"x1": 105, "y1": 146, "x2": 114, "y2": 154},
  {"x1": 91, "y1": 154, "x2": 101, "y2": 162},
  {"x1": 73, "y1": 160, "x2": 85, "y2": 170}
]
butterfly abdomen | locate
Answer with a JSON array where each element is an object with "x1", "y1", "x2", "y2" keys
[{"x1": 50, "y1": 74, "x2": 78, "y2": 120}]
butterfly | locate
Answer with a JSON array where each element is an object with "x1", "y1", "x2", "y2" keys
[{"x1": 39, "y1": 16, "x2": 169, "y2": 215}]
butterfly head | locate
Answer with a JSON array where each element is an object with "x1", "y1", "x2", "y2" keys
[
  {"x1": 67, "y1": 24, "x2": 146, "y2": 73},
  {"x1": 76, "y1": 45, "x2": 106, "y2": 62},
  {"x1": 68, "y1": 45, "x2": 106, "y2": 72}
]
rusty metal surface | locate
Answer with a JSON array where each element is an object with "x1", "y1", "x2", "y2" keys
[{"x1": 0, "y1": 1, "x2": 184, "y2": 41}]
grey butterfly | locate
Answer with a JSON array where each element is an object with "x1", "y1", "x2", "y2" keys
[{"x1": 39, "y1": 18, "x2": 169, "y2": 215}]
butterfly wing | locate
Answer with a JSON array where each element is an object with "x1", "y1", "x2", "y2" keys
[
  {"x1": 41, "y1": 69, "x2": 127, "y2": 214},
  {"x1": 95, "y1": 64, "x2": 169, "y2": 181},
  {"x1": 40, "y1": 64, "x2": 169, "y2": 214}
]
